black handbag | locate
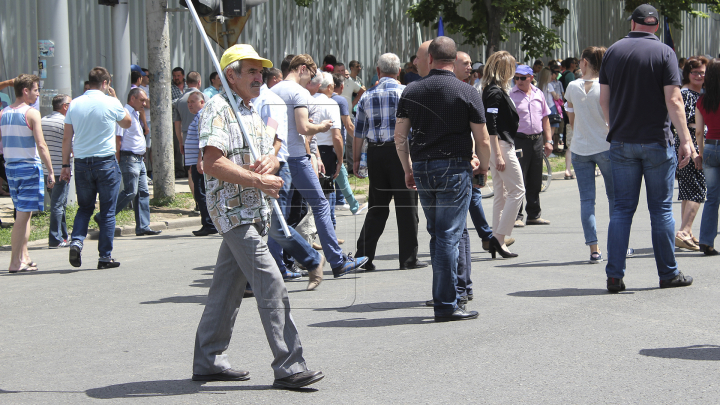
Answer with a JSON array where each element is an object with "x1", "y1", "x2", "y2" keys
[
  {"x1": 318, "y1": 173, "x2": 335, "y2": 194},
  {"x1": 549, "y1": 114, "x2": 562, "y2": 125}
]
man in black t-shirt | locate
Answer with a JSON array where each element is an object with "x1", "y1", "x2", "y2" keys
[
  {"x1": 395, "y1": 36, "x2": 491, "y2": 322},
  {"x1": 599, "y1": 3, "x2": 695, "y2": 293}
]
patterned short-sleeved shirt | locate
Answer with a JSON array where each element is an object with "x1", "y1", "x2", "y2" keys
[{"x1": 198, "y1": 92, "x2": 274, "y2": 235}]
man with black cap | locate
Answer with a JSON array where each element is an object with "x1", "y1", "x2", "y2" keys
[
  {"x1": 599, "y1": 3, "x2": 695, "y2": 292},
  {"x1": 191, "y1": 44, "x2": 323, "y2": 389}
]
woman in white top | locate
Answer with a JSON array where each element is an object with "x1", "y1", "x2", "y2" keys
[{"x1": 565, "y1": 46, "x2": 611, "y2": 263}]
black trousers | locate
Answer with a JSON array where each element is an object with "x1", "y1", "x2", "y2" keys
[
  {"x1": 515, "y1": 135, "x2": 543, "y2": 221},
  {"x1": 191, "y1": 165, "x2": 215, "y2": 230},
  {"x1": 356, "y1": 142, "x2": 419, "y2": 267}
]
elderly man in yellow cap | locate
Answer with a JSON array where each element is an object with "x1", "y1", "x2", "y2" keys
[{"x1": 191, "y1": 44, "x2": 324, "y2": 389}]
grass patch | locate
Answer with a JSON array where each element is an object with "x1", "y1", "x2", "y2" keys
[
  {"x1": 150, "y1": 192, "x2": 195, "y2": 209},
  {"x1": 0, "y1": 203, "x2": 137, "y2": 246},
  {"x1": 549, "y1": 154, "x2": 567, "y2": 173},
  {"x1": 347, "y1": 174, "x2": 369, "y2": 196}
]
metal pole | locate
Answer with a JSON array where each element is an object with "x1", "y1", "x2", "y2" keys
[
  {"x1": 37, "y1": 0, "x2": 76, "y2": 206},
  {"x1": 146, "y1": 0, "x2": 175, "y2": 201},
  {"x1": 184, "y1": 0, "x2": 291, "y2": 238},
  {"x1": 112, "y1": 1, "x2": 131, "y2": 102}
]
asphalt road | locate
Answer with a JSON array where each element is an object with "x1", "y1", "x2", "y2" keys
[{"x1": 2, "y1": 177, "x2": 719, "y2": 404}]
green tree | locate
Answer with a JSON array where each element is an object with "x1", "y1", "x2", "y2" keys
[
  {"x1": 624, "y1": 0, "x2": 720, "y2": 29},
  {"x1": 407, "y1": 0, "x2": 570, "y2": 61}
]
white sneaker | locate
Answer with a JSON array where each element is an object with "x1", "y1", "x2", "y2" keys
[
  {"x1": 353, "y1": 203, "x2": 368, "y2": 215},
  {"x1": 337, "y1": 203, "x2": 351, "y2": 211}
]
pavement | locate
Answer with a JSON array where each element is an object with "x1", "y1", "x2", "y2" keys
[{"x1": 2, "y1": 177, "x2": 720, "y2": 404}]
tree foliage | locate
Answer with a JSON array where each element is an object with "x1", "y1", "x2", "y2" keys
[
  {"x1": 407, "y1": 0, "x2": 570, "y2": 61},
  {"x1": 624, "y1": 0, "x2": 720, "y2": 29}
]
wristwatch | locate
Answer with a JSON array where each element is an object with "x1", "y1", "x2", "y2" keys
[
  {"x1": 62, "y1": 164, "x2": 71, "y2": 168},
  {"x1": 545, "y1": 140, "x2": 554, "y2": 145}
]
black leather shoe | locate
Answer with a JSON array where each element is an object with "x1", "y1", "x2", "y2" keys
[
  {"x1": 434, "y1": 308, "x2": 479, "y2": 322},
  {"x1": 400, "y1": 260, "x2": 428, "y2": 270},
  {"x1": 193, "y1": 227, "x2": 219, "y2": 236},
  {"x1": 69, "y1": 244, "x2": 82, "y2": 268},
  {"x1": 273, "y1": 370, "x2": 324, "y2": 389},
  {"x1": 136, "y1": 229, "x2": 162, "y2": 236},
  {"x1": 607, "y1": 277, "x2": 626, "y2": 293},
  {"x1": 192, "y1": 368, "x2": 250, "y2": 382},
  {"x1": 425, "y1": 299, "x2": 434, "y2": 306},
  {"x1": 361, "y1": 262, "x2": 376, "y2": 271},
  {"x1": 97, "y1": 259, "x2": 121, "y2": 269},
  {"x1": 659, "y1": 271, "x2": 693, "y2": 288}
]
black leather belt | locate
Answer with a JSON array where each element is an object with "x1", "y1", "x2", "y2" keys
[
  {"x1": 120, "y1": 150, "x2": 144, "y2": 157},
  {"x1": 367, "y1": 140, "x2": 395, "y2": 148},
  {"x1": 515, "y1": 132, "x2": 542, "y2": 140},
  {"x1": 74, "y1": 154, "x2": 114, "y2": 163},
  {"x1": 706, "y1": 139, "x2": 720, "y2": 146}
]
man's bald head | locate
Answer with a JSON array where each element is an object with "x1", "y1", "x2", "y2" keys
[
  {"x1": 429, "y1": 36, "x2": 457, "y2": 68},
  {"x1": 414, "y1": 40, "x2": 432, "y2": 77},
  {"x1": 454, "y1": 51, "x2": 472, "y2": 81}
]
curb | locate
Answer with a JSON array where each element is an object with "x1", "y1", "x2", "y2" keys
[{"x1": 1, "y1": 215, "x2": 202, "y2": 251}]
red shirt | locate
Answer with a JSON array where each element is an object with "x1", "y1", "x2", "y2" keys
[{"x1": 698, "y1": 95, "x2": 720, "y2": 141}]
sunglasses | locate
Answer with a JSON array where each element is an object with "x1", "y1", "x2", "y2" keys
[
  {"x1": 513, "y1": 76, "x2": 531, "y2": 81},
  {"x1": 690, "y1": 71, "x2": 705, "y2": 77}
]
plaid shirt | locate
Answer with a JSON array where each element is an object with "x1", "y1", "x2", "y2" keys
[
  {"x1": 355, "y1": 77, "x2": 405, "y2": 143},
  {"x1": 171, "y1": 83, "x2": 186, "y2": 102}
]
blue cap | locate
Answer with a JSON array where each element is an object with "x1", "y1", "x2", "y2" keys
[
  {"x1": 130, "y1": 64, "x2": 146, "y2": 75},
  {"x1": 515, "y1": 65, "x2": 533, "y2": 76}
]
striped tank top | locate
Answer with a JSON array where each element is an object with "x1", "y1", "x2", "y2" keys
[{"x1": 1, "y1": 104, "x2": 39, "y2": 164}]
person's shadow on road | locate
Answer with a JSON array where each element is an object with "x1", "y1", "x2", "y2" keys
[
  {"x1": 639, "y1": 345, "x2": 720, "y2": 361},
  {"x1": 84, "y1": 379, "x2": 317, "y2": 398}
]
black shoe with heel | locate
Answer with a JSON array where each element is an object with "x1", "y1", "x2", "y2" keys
[
  {"x1": 699, "y1": 244, "x2": 719, "y2": 256},
  {"x1": 488, "y1": 236, "x2": 518, "y2": 259}
]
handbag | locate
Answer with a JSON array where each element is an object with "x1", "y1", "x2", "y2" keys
[{"x1": 548, "y1": 114, "x2": 562, "y2": 125}]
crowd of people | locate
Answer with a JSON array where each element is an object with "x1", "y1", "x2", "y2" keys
[{"x1": 3, "y1": 2, "x2": 720, "y2": 390}]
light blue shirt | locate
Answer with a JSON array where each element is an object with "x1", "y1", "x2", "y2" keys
[
  {"x1": 65, "y1": 90, "x2": 126, "y2": 159},
  {"x1": 203, "y1": 86, "x2": 221, "y2": 99},
  {"x1": 252, "y1": 84, "x2": 288, "y2": 162}
]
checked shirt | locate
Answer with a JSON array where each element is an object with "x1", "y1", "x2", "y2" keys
[{"x1": 354, "y1": 77, "x2": 405, "y2": 143}]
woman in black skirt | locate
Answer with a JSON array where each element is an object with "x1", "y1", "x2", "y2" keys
[{"x1": 675, "y1": 56, "x2": 708, "y2": 251}]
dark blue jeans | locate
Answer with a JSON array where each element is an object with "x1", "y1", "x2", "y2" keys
[
  {"x1": 468, "y1": 187, "x2": 492, "y2": 241},
  {"x1": 48, "y1": 175, "x2": 69, "y2": 246},
  {"x1": 71, "y1": 155, "x2": 121, "y2": 260},
  {"x1": 191, "y1": 164, "x2": 215, "y2": 230},
  {"x1": 605, "y1": 142, "x2": 679, "y2": 281},
  {"x1": 456, "y1": 227, "x2": 472, "y2": 297},
  {"x1": 413, "y1": 158, "x2": 472, "y2": 316},
  {"x1": 700, "y1": 143, "x2": 720, "y2": 247},
  {"x1": 267, "y1": 161, "x2": 322, "y2": 271}
]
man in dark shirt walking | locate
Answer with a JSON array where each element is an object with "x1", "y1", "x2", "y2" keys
[
  {"x1": 395, "y1": 36, "x2": 490, "y2": 322},
  {"x1": 599, "y1": 4, "x2": 695, "y2": 292}
]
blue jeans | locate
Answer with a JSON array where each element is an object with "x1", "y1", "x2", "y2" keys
[
  {"x1": 413, "y1": 158, "x2": 472, "y2": 316},
  {"x1": 115, "y1": 154, "x2": 151, "y2": 233},
  {"x1": 48, "y1": 175, "x2": 69, "y2": 246},
  {"x1": 456, "y1": 227, "x2": 472, "y2": 297},
  {"x1": 468, "y1": 187, "x2": 492, "y2": 241},
  {"x1": 605, "y1": 142, "x2": 679, "y2": 281},
  {"x1": 71, "y1": 155, "x2": 121, "y2": 260},
  {"x1": 572, "y1": 151, "x2": 614, "y2": 246},
  {"x1": 191, "y1": 164, "x2": 215, "y2": 230},
  {"x1": 286, "y1": 156, "x2": 344, "y2": 268},
  {"x1": 700, "y1": 144, "x2": 720, "y2": 247},
  {"x1": 268, "y1": 161, "x2": 322, "y2": 271}
]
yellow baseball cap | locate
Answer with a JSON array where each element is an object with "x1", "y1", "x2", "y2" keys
[{"x1": 220, "y1": 44, "x2": 273, "y2": 71}]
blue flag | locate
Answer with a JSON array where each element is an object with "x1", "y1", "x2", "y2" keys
[
  {"x1": 438, "y1": 16, "x2": 445, "y2": 36},
  {"x1": 664, "y1": 16, "x2": 675, "y2": 51}
]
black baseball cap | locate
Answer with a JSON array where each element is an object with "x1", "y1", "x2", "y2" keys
[{"x1": 627, "y1": 4, "x2": 659, "y2": 26}]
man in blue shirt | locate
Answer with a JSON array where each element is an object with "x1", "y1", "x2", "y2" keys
[
  {"x1": 61, "y1": 67, "x2": 131, "y2": 269},
  {"x1": 203, "y1": 71, "x2": 222, "y2": 99}
]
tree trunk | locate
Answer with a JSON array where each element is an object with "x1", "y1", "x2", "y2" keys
[{"x1": 484, "y1": 1, "x2": 505, "y2": 58}]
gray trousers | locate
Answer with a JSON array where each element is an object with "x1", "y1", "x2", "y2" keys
[{"x1": 193, "y1": 224, "x2": 307, "y2": 379}]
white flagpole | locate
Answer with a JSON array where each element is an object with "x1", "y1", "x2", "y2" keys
[{"x1": 184, "y1": 1, "x2": 291, "y2": 238}]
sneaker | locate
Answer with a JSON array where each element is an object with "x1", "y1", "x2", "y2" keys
[
  {"x1": 69, "y1": 243, "x2": 82, "y2": 267},
  {"x1": 590, "y1": 252, "x2": 603, "y2": 264},
  {"x1": 49, "y1": 241, "x2": 71, "y2": 249},
  {"x1": 659, "y1": 272, "x2": 693, "y2": 289},
  {"x1": 332, "y1": 253, "x2": 368, "y2": 278},
  {"x1": 283, "y1": 269, "x2": 302, "y2": 280},
  {"x1": 514, "y1": 219, "x2": 525, "y2": 228},
  {"x1": 626, "y1": 248, "x2": 635, "y2": 258},
  {"x1": 97, "y1": 259, "x2": 121, "y2": 269},
  {"x1": 353, "y1": 202, "x2": 368, "y2": 215},
  {"x1": 337, "y1": 203, "x2": 351, "y2": 211},
  {"x1": 607, "y1": 277, "x2": 626, "y2": 293}
]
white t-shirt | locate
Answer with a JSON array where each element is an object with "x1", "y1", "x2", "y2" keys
[
  {"x1": 564, "y1": 79, "x2": 609, "y2": 156},
  {"x1": 312, "y1": 93, "x2": 341, "y2": 146},
  {"x1": 543, "y1": 81, "x2": 561, "y2": 108},
  {"x1": 340, "y1": 77, "x2": 362, "y2": 109}
]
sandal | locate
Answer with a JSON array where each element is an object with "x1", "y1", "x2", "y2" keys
[
  {"x1": 675, "y1": 235, "x2": 700, "y2": 251},
  {"x1": 9, "y1": 264, "x2": 38, "y2": 273}
]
